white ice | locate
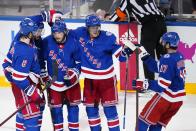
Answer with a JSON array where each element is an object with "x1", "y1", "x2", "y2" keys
[{"x1": 0, "y1": 88, "x2": 196, "y2": 131}]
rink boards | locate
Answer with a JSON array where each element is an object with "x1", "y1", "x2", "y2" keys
[{"x1": 0, "y1": 17, "x2": 195, "y2": 94}]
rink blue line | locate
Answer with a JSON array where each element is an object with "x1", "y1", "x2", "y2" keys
[{"x1": 1, "y1": 16, "x2": 196, "y2": 26}]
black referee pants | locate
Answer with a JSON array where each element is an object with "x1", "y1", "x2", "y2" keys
[{"x1": 140, "y1": 18, "x2": 167, "y2": 80}]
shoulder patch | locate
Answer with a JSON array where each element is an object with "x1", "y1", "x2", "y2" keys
[
  {"x1": 164, "y1": 54, "x2": 170, "y2": 58},
  {"x1": 106, "y1": 31, "x2": 112, "y2": 36}
]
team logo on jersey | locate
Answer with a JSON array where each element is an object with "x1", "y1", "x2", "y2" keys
[
  {"x1": 106, "y1": 31, "x2": 112, "y2": 36},
  {"x1": 160, "y1": 64, "x2": 168, "y2": 73},
  {"x1": 22, "y1": 60, "x2": 27, "y2": 67}
]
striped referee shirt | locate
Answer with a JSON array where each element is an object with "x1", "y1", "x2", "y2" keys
[{"x1": 110, "y1": 0, "x2": 164, "y2": 24}]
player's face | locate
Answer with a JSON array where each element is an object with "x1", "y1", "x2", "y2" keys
[
  {"x1": 88, "y1": 26, "x2": 100, "y2": 38},
  {"x1": 53, "y1": 32, "x2": 65, "y2": 43},
  {"x1": 34, "y1": 29, "x2": 44, "y2": 39}
]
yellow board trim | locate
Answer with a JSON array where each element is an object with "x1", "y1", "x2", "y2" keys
[{"x1": 1, "y1": 77, "x2": 195, "y2": 94}]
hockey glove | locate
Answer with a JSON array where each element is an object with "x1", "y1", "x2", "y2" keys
[
  {"x1": 64, "y1": 68, "x2": 79, "y2": 88},
  {"x1": 24, "y1": 85, "x2": 43, "y2": 104},
  {"x1": 40, "y1": 69, "x2": 50, "y2": 85},
  {"x1": 138, "y1": 46, "x2": 150, "y2": 61},
  {"x1": 41, "y1": 9, "x2": 63, "y2": 26},
  {"x1": 132, "y1": 79, "x2": 149, "y2": 91},
  {"x1": 122, "y1": 47, "x2": 134, "y2": 57},
  {"x1": 28, "y1": 72, "x2": 39, "y2": 85}
]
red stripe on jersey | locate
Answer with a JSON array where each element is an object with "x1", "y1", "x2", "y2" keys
[
  {"x1": 164, "y1": 90, "x2": 186, "y2": 98},
  {"x1": 68, "y1": 123, "x2": 79, "y2": 128},
  {"x1": 88, "y1": 118, "x2": 101, "y2": 126},
  {"x1": 52, "y1": 82, "x2": 64, "y2": 87},
  {"x1": 16, "y1": 123, "x2": 24, "y2": 129},
  {"x1": 81, "y1": 67, "x2": 114, "y2": 75},
  {"x1": 3, "y1": 59, "x2": 8, "y2": 63},
  {"x1": 160, "y1": 79, "x2": 170, "y2": 87},
  {"x1": 13, "y1": 73, "x2": 26, "y2": 78},
  {"x1": 108, "y1": 119, "x2": 119, "y2": 127}
]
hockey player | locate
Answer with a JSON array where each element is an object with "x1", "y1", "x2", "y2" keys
[
  {"x1": 132, "y1": 32, "x2": 186, "y2": 131},
  {"x1": 73, "y1": 14, "x2": 134, "y2": 131},
  {"x1": 41, "y1": 20, "x2": 81, "y2": 131},
  {"x1": 9, "y1": 18, "x2": 43, "y2": 131},
  {"x1": 2, "y1": 11, "x2": 62, "y2": 131}
]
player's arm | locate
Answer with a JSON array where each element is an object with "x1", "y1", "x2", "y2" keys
[
  {"x1": 12, "y1": 52, "x2": 33, "y2": 90},
  {"x1": 139, "y1": 46, "x2": 159, "y2": 73},
  {"x1": 110, "y1": 35, "x2": 135, "y2": 62},
  {"x1": 133, "y1": 59, "x2": 173, "y2": 93}
]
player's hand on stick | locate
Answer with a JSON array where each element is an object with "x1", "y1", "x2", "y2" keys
[
  {"x1": 132, "y1": 79, "x2": 149, "y2": 91},
  {"x1": 40, "y1": 69, "x2": 50, "y2": 85}
]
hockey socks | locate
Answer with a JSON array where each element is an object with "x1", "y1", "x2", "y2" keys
[
  {"x1": 149, "y1": 124, "x2": 162, "y2": 131},
  {"x1": 24, "y1": 116, "x2": 40, "y2": 131},
  {"x1": 86, "y1": 106, "x2": 101, "y2": 131},
  {"x1": 67, "y1": 105, "x2": 79, "y2": 131},
  {"x1": 138, "y1": 118, "x2": 149, "y2": 131},
  {"x1": 104, "y1": 106, "x2": 120, "y2": 131},
  {"x1": 51, "y1": 107, "x2": 64, "y2": 131},
  {"x1": 16, "y1": 113, "x2": 25, "y2": 131}
]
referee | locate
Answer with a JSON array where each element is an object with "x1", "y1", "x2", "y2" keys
[{"x1": 110, "y1": 0, "x2": 167, "y2": 80}]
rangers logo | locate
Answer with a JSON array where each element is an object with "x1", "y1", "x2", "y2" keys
[{"x1": 22, "y1": 60, "x2": 27, "y2": 67}]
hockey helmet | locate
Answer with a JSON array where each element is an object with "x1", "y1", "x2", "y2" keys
[
  {"x1": 160, "y1": 32, "x2": 180, "y2": 48},
  {"x1": 85, "y1": 14, "x2": 101, "y2": 27},
  {"x1": 51, "y1": 20, "x2": 67, "y2": 34},
  {"x1": 19, "y1": 18, "x2": 38, "y2": 36}
]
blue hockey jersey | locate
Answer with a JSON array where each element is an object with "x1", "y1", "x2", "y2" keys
[
  {"x1": 72, "y1": 27, "x2": 126, "y2": 79},
  {"x1": 12, "y1": 41, "x2": 40, "y2": 90},
  {"x1": 41, "y1": 32, "x2": 81, "y2": 92},
  {"x1": 144, "y1": 52, "x2": 186, "y2": 102},
  {"x1": 2, "y1": 15, "x2": 44, "y2": 82}
]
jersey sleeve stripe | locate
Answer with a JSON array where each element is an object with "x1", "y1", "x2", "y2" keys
[
  {"x1": 12, "y1": 69, "x2": 29, "y2": 76},
  {"x1": 4, "y1": 57, "x2": 12, "y2": 63},
  {"x1": 113, "y1": 47, "x2": 122, "y2": 58},
  {"x1": 158, "y1": 77, "x2": 171, "y2": 89}
]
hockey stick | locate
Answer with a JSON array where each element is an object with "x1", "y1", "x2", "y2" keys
[
  {"x1": 135, "y1": 46, "x2": 139, "y2": 131},
  {"x1": 123, "y1": 10, "x2": 130, "y2": 130},
  {"x1": 123, "y1": 54, "x2": 129, "y2": 130},
  {"x1": 0, "y1": 61, "x2": 58, "y2": 127}
]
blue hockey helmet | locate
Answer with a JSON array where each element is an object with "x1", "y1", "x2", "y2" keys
[
  {"x1": 19, "y1": 18, "x2": 38, "y2": 36},
  {"x1": 160, "y1": 32, "x2": 180, "y2": 48},
  {"x1": 51, "y1": 20, "x2": 67, "y2": 34},
  {"x1": 85, "y1": 14, "x2": 101, "y2": 27}
]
